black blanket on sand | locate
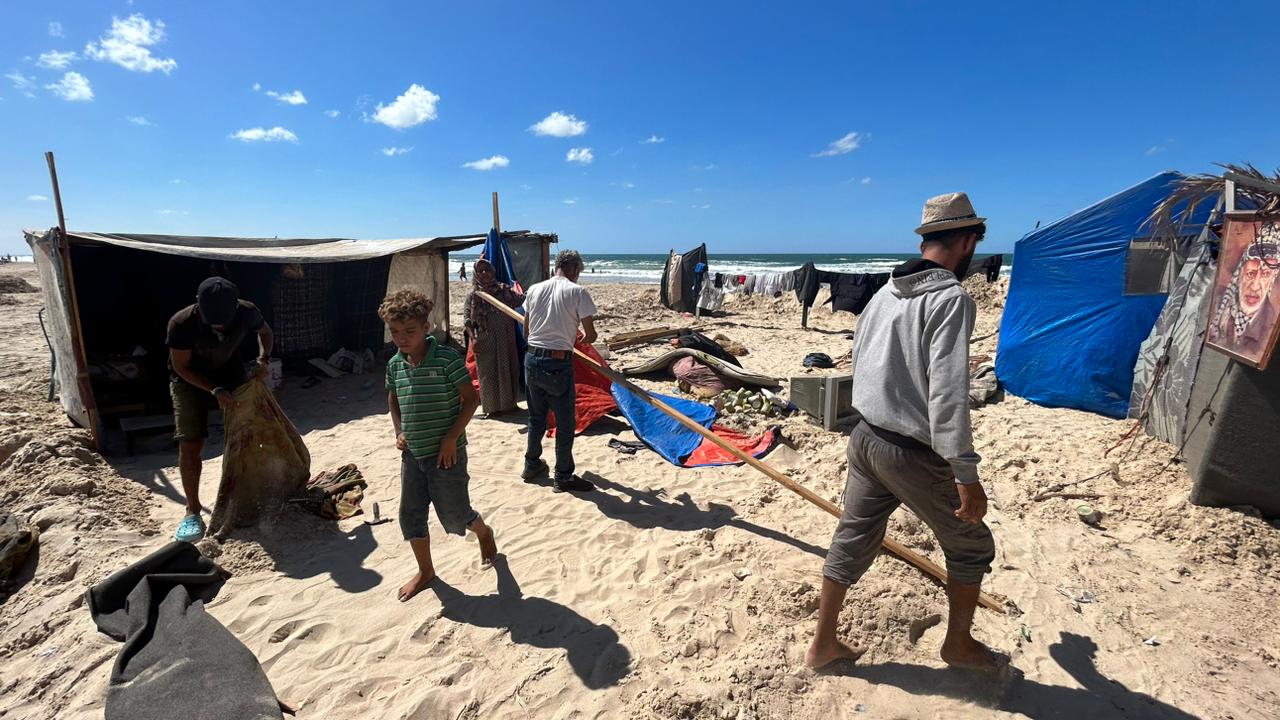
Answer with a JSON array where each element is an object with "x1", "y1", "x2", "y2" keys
[{"x1": 87, "y1": 541, "x2": 284, "y2": 720}]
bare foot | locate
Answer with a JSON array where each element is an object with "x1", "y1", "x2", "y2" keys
[
  {"x1": 398, "y1": 571, "x2": 436, "y2": 602},
  {"x1": 941, "y1": 637, "x2": 1001, "y2": 670},
  {"x1": 475, "y1": 525, "x2": 498, "y2": 566},
  {"x1": 805, "y1": 639, "x2": 866, "y2": 669}
]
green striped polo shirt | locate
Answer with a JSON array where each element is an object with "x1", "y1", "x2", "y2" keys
[{"x1": 385, "y1": 337, "x2": 469, "y2": 459}]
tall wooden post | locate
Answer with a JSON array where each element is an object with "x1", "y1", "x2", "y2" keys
[
  {"x1": 45, "y1": 151, "x2": 103, "y2": 451},
  {"x1": 491, "y1": 191, "x2": 501, "y2": 234}
]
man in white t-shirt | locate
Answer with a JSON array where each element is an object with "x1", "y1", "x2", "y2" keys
[{"x1": 520, "y1": 249, "x2": 598, "y2": 492}]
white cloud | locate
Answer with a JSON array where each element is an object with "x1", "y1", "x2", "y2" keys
[
  {"x1": 370, "y1": 84, "x2": 439, "y2": 129},
  {"x1": 229, "y1": 126, "x2": 298, "y2": 143},
  {"x1": 324, "y1": 109, "x2": 340, "y2": 118},
  {"x1": 519, "y1": 183, "x2": 533, "y2": 190},
  {"x1": 157, "y1": 209, "x2": 177, "y2": 215},
  {"x1": 46, "y1": 72, "x2": 93, "y2": 102},
  {"x1": 652, "y1": 198, "x2": 674, "y2": 205},
  {"x1": 566, "y1": 147, "x2": 594, "y2": 165},
  {"x1": 692, "y1": 203, "x2": 711, "y2": 210},
  {"x1": 813, "y1": 131, "x2": 862, "y2": 157},
  {"x1": 266, "y1": 89, "x2": 307, "y2": 105},
  {"x1": 380, "y1": 146, "x2": 413, "y2": 156},
  {"x1": 37, "y1": 50, "x2": 77, "y2": 69},
  {"x1": 693, "y1": 163, "x2": 717, "y2": 171},
  {"x1": 125, "y1": 115, "x2": 150, "y2": 125},
  {"x1": 1145, "y1": 142, "x2": 1172, "y2": 156},
  {"x1": 462, "y1": 155, "x2": 510, "y2": 171},
  {"x1": 49, "y1": 22, "x2": 64, "y2": 38},
  {"x1": 529, "y1": 111, "x2": 587, "y2": 137},
  {"x1": 562, "y1": 198, "x2": 578, "y2": 205},
  {"x1": 861, "y1": 176, "x2": 872, "y2": 185},
  {"x1": 27, "y1": 194, "x2": 48, "y2": 201},
  {"x1": 6, "y1": 72, "x2": 36, "y2": 97},
  {"x1": 170, "y1": 178, "x2": 182, "y2": 184},
  {"x1": 641, "y1": 134, "x2": 664, "y2": 144},
  {"x1": 84, "y1": 14, "x2": 177, "y2": 74},
  {"x1": 252, "y1": 82, "x2": 261, "y2": 92}
]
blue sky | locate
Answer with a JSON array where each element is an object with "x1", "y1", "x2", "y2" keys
[{"x1": 2, "y1": 1, "x2": 1278, "y2": 256}]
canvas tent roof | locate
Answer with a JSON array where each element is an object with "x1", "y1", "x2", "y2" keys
[{"x1": 20, "y1": 229, "x2": 530, "y2": 263}]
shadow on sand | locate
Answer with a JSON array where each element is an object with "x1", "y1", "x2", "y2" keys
[
  {"x1": 209, "y1": 513, "x2": 383, "y2": 594},
  {"x1": 429, "y1": 555, "x2": 631, "y2": 689},
  {"x1": 841, "y1": 633, "x2": 1198, "y2": 719},
  {"x1": 557, "y1": 471, "x2": 827, "y2": 559}
]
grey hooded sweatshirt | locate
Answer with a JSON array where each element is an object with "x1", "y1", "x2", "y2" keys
[{"x1": 849, "y1": 261, "x2": 981, "y2": 484}]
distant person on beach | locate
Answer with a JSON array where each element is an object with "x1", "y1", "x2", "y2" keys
[
  {"x1": 520, "y1": 249, "x2": 597, "y2": 493},
  {"x1": 380, "y1": 288, "x2": 497, "y2": 601},
  {"x1": 808, "y1": 192, "x2": 999, "y2": 671},
  {"x1": 463, "y1": 258, "x2": 525, "y2": 415},
  {"x1": 167, "y1": 277, "x2": 274, "y2": 543},
  {"x1": 459, "y1": 263, "x2": 468, "y2": 281}
]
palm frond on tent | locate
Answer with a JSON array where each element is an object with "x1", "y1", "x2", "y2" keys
[{"x1": 1146, "y1": 163, "x2": 1280, "y2": 240}]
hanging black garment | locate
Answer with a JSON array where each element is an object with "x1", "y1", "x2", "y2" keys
[
  {"x1": 674, "y1": 329, "x2": 742, "y2": 367},
  {"x1": 823, "y1": 272, "x2": 890, "y2": 314},
  {"x1": 964, "y1": 254, "x2": 1003, "y2": 283}
]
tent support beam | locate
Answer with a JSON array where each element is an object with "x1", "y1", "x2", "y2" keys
[
  {"x1": 45, "y1": 151, "x2": 103, "y2": 452},
  {"x1": 475, "y1": 290, "x2": 1007, "y2": 613}
]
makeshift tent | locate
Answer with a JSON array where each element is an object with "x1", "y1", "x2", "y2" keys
[
  {"x1": 1128, "y1": 215, "x2": 1219, "y2": 444},
  {"x1": 996, "y1": 172, "x2": 1215, "y2": 418},
  {"x1": 659, "y1": 244, "x2": 708, "y2": 314},
  {"x1": 24, "y1": 228, "x2": 555, "y2": 436}
]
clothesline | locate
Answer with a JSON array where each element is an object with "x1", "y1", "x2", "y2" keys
[{"x1": 693, "y1": 254, "x2": 1004, "y2": 327}]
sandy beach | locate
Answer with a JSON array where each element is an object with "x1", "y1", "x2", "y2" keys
[{"x1": 2, "y1": 260, "x2": 1279, "y2": 720}]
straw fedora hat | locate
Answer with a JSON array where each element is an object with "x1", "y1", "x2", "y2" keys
[{"x1": 914, "y1": 192, "x2": 986, "y2": 235}]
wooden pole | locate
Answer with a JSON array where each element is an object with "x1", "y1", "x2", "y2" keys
[
  {"x1": 45, "y1": 151, "x2": 103, "y2": 452},
  {"x1": 491, "y1": 191, "x2": 501, "y2": 234},
  {"x1": 475, "y1": 290, "x2": 1006, "y2": 613}
]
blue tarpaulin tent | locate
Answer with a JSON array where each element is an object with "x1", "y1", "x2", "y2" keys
[{"x1": 996, "y1": 172, "x2": 1214, "y2": 418}]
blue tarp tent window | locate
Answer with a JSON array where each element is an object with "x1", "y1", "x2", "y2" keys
[{"x1": 1123, "y1": 232, "x2": 1199, "y2": 296}]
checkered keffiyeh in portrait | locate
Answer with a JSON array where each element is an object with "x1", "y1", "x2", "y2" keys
[{"x1": 1217, "y1": 220, "x2": 1280, "y2": 337}]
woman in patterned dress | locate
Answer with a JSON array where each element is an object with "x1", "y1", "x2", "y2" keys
[{"x1": 463, "y1": 259, "x2": 525, "y2": 415}]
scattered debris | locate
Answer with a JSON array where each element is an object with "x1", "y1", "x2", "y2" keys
[
  {"x1": 1076, "y1": 504, "x2": 1103, "y2": 527},
  {"x1": 733, "y1": 568, "x2": 752, "y2": 581},
  {"x1": 1144, "y1": 636, "x2": 1161, "y2": 647}
]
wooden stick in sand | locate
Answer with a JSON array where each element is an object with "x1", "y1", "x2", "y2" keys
[{"x1": 475, "y1": 290, "x2": 1007, "y2": 613}]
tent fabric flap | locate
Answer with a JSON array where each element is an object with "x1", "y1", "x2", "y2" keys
[
  {"x1": 25, "y1": 229, "x2": 90, "y2": 427},
  {"x1": 995, "y1": 172, "x2": 1214, "y2": 418}
]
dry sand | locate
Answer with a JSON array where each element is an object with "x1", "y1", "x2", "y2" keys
[{"x1": 2, "y1": 261, "x2": 1279, "y2": 719}]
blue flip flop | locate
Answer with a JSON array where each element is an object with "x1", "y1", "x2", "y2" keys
[{"x1": 175, "y1": 513, "x2": 207, "y2": 543}]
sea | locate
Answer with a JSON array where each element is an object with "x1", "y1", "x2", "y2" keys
[{"x1": 450, "y1": 253, "x2": 1012, "y2": 285}]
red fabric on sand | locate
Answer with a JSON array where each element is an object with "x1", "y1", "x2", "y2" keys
[
  {"x1": 547, "y1": 341, "x2": 617, "y2": 437},
  {"x1": 682, "y1": 424, "x2": 779, "y2": 467}
]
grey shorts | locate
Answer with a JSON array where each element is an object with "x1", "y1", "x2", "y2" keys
[
  {"x1": 399, "y1": 447, "x2": 479, "y2": 540},
  {"x1": 171, "y1": 379, "x2": 216, "y2": 441},
  {"x1": 823, "y1": 422, "x2": 995, "y2": 586}
]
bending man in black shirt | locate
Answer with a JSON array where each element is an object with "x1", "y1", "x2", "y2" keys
[{"x1": 166, "y1": 277, "x2": 273, "y2": 542}]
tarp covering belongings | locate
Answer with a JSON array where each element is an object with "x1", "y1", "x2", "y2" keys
[
  {"x1": 87, "y1": 542, "x2": 286, "y2": 720},
  {"x1": 659, "y1": 243, "x2": 709, "y2": 314},
  {"x1": 996, "y1": 172, "x2": 1216, "y2": 418},
  {"x1": 208, "y1": 379, "x2": 311, "y2": 538},
  {"x1": 621, "y1": 349, "x2": 782, "y2": 389},
  {"x1": 610, "y1": 385, "x2": 779, "y2": 467}
]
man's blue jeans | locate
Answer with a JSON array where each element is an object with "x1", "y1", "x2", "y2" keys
[{"x1": 524, "y1": 354, "x2": 576, "y2": 481}]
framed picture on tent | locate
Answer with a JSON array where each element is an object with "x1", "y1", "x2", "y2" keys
[{"x1": 1204, "y1": 213, "x2": 1280, "y2": 370}]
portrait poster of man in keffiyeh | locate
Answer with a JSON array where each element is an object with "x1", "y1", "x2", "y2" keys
[{"x1": 1207, "y1": 215, "x2": 1280, "y2": 369}]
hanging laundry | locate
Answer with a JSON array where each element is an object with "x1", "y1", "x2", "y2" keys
[{"x1": 823, "y1": 272, "x2": 891, "y2": 315}]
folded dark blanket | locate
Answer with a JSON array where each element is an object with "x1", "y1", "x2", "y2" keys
[{"x1": 87, "y1": 542, "x2": 284, "y2": 720}]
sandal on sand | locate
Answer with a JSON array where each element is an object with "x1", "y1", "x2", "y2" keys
[{"x1": 175, "y1": 513, "x2": 206, "y2": 543}]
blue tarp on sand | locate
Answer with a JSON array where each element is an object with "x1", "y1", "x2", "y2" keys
[{"x1": 610, "y1": 384, "x2": 779, "y2": 467}]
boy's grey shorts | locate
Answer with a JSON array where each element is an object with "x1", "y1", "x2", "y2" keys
[
  {"x1": 399, "y1": 447, "x2": 479, "y2": 540},
  {"x1": 823, "y1": 422, "x2": 995, "y2": 586}
]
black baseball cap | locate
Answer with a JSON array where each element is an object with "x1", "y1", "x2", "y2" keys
[{"x1": 196, "y1": 277, "x2": 240, "y2": 326}]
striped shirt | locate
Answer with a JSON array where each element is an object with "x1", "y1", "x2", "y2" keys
[{"x1": 385, "y1": 338, "x2": 469, "y2": 459}]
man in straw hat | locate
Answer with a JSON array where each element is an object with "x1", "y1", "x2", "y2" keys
[{"x1": 807, "y1": 192, "x2": 1000, "y2": 670}]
